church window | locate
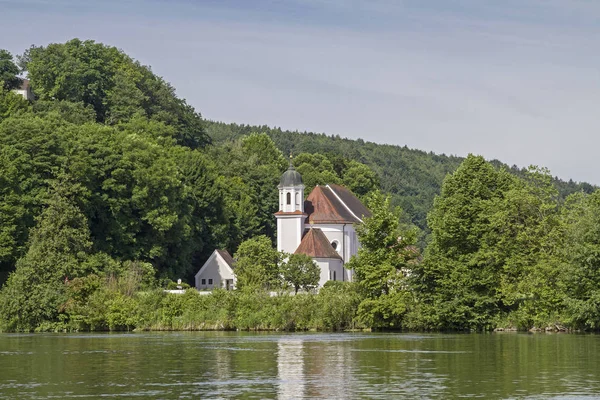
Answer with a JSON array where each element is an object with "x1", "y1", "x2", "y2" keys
[
  {"x1": 295, "y1": 192, "x2": 300, "y2": 206},
  {"x1": 287, "y1": 192, "x2": 291, "y2": 205},
  {"x1": 333, "y1": 271, "x2": 337, "y2": 281},
  {"x1": 331, "y1": 241, "x2": 338, "y2": 250}
]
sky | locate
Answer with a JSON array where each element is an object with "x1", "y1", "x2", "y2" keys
[{"x1": 1, "y1": 0, "x2": 599, "y2": 183}]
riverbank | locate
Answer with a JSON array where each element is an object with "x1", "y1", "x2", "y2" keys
[
  {"x1": 5, "y1": 283, "x2": 363, "y2": 333},
  {"x1": 1, "y1": 283, "x2": 584, "y2": 334}
]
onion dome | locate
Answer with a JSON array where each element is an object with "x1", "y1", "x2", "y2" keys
[{"x1": 279, "y1": 155, "x2": 303, "y2": 187}]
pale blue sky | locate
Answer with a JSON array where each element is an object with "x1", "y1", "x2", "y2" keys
[{"x1": 2, "y1": 0, "x2": 599, "y2": 183}]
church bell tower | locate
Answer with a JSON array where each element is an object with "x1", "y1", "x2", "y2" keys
[{"x1": 275, "y1": 155, "x2": 306, "y2": 254}]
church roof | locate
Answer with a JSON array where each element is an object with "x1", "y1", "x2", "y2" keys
[
  {"x1": 295, "y1": 228, "x2": 342, "y2": 260},
  {"x1": 304, "y1": 184, "x2": 371, "y2": 224}
]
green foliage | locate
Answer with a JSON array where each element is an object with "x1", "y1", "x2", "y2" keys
[
  {"x1": 293, "y1": 152, "x2": 341, "y2": 193},
  {"x1": 234, "y1": 236, "x2": 281, "y2": 291},
  {"x1": 0, "y1": 177, "x2": 93, "y2": 331},
  {"x1": 347, "y1": 191, "x2": 418, "y2": 329},
  {"x1": 409, "y1": 155, "x2": 514, "y2": 330},
  {"x1": 315, "y1": 281, "x2": 362, "y2": 331},
  {"x1": 0, "y1": 89, "x2": 30, "y2": 122},
  {"x1": 20, "y1": 38, "x2": 209, "y2": 147},
  {"x1": 206, "y1": 121, "x2": 595, "y2": 234},
  {"x1": 560, "y1": 191, "x2": 600, "y2": 329},
  {"x1": 206, "y1": 133, "x2": 287, "y2": 246},
  {"x1": 32, "y1": 100, "x2": 96, "y2": 124},
  {"x1": 280, "y1": 253, "x2": 320, "y2": 294},
  {"x1": 342, "y1": 160, "x2": 380, "y2": 198},
  {"x1": 0, "y1": 49, "x2": 22, "y2": 90},
  {"x1": 409, "y1": 157, "x2": 570, "y2": 331}
]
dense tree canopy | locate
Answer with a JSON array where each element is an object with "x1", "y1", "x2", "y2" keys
[
  {"x1": 20, "y1": 39, "x2": 209, "y2": 148},
  {"x1": 348, "y1": 192, "x2": 418, "y2": 328},
  {"x1": 206, "y1": 121, "x2": 594, "y2": 235},
  {"x1": 0, "y1": 50, "x2": 21, "y2": 90}
]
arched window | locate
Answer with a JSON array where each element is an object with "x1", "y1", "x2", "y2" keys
[
  {"x1": 331, "y1": 241, "x2": 338, "y2": 250},
  {"x1": 286, "y1": 192, "x2": 291, "y2": 205},
  {"x1": 295, "y1": 192, "x2": 300, "y2": 206}
]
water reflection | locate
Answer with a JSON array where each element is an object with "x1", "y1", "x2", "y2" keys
[
  {"x1": 1, "y1": 332, "x2": 600, "y2": 399},
  {"x1": 277, "y1": 338, "x2": 304, "y2": 399}
]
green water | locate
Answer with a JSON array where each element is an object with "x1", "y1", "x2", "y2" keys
[{"x1": 1, "y1": 332, "x2": 599, "y2": 399}]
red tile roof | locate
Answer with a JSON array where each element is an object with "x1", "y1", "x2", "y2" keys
[
  {"x1": 294, "y1": 228, "x2": 342, "y2": 260},
  {"x1": 304, "y1": 185, "x2": 371, "y2": 224}
]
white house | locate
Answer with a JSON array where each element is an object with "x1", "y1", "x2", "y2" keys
[
  {"x1": 12, "y1": 79, "x2": 34, "y2": 101},
  {"x1": 194, "y1": 249, "x2": 236, "y2": 290},
  {"x1": 194, "y1": 157, "x2": 370, "y2": 290}
]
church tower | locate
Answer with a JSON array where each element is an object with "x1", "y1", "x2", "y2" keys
[{"x1": 275, "y1": 155, "x2": 306, "y2": 254}]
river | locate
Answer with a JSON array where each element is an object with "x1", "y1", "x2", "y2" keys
[{"x1": 1, "y1": 332, "x2": 599, "y2": 399}]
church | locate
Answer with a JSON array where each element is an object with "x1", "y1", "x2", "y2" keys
[{"x1": 195, "y1": 158, "x2": 370, "y2": 290}]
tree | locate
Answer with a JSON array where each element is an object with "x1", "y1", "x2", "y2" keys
[
  {"x1": 342, "y1": 160, "x2": 380, "y2": 198},
  {"x1": 233, "y1": 236, "x2": 281, "y2": 291},
  {"x1": 0, "y1": 113, "x2": 65, "y2": 284},
  {"x1": 281, "y1": 253, "x2": 320, "y2": 294},
  {"x1": 347, "y1": 191, "x2": 417, "y2": 328},
  {"x1": 0, "y1": 49, "x2": 21, "y2": 90},
  {"x1": 410, "y1": 155, "x2": 514, "y2": 330},
  {"x1": 0, "y1": 90, "x2": 30, "y2": 122},
  {"x1": 484, "y1": 166, "x2": 562, "y2": 329},
  {"x1": 293, "y1": 152, "x2": 341, "y2": 193},
  {"x1": 208, "y1": 133, "x2": 286, "y2": 245},
  {"x1": 561, "y1": 191, "x2": 600, "y2": 329},
  {"x1": 20, "y1": 38, "x2": 209, "y2": 147},
  {"x1": 0, "y1": 176, "x2": 93, "y2": 331}
]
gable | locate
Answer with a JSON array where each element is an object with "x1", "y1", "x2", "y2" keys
[
  {"x1": 195, "y1": 249, "x2": 235, "y2": 279},
  {"x1": 304, "y1": 185, "x2": 369, "y2": 224},
  {"x1": 295, "y1": 228, "x2": 342, "y2": 260}
]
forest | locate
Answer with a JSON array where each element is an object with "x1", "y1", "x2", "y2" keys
[{"x1": 0, "y1": 39, "x2": 599, "y2": 333}]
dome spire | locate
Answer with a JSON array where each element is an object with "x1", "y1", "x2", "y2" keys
[{"x1": 279, "y1": 152, "x2": 303, "y2": 187}]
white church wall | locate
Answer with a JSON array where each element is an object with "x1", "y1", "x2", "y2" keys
[
  {"x1": 344, "y1": 225, "x2": 359, "y2": 262},
  {"x1": 277, "y1": 217, "x2": 304, "y2": 254},
  {"x1": 310, "y1": 223, "x2": 360, "y2": 264},
  {"x1": 311, "y1": 224, "x2": 344, "y2": 259},
  {"x1": 314, "y1": 258, "x2": 345, "y2": 287},
  {"x1": 315, "y1": 259, "x2": 331, "y2": 287}
]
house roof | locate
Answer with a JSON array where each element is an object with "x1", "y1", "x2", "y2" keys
[
  {"x1": 216, "y1": 249, "x2": 235, "y2": 269},
  {"x1": 294, "y1": 228, "x2": 342, "y2": 260},
  {"x1": 304, "y1": 184, "x2": 371, "y2": 224},
  {"x1": 195, "y1": 249, "x2": 235, "y2": 278}
]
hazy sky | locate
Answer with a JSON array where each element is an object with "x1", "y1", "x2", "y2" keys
[{"x1": 2, "y1": 0, "x2": 599, "y2": 183}]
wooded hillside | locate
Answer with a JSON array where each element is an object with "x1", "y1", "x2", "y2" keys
[{"x1": 206, "y1": 121, "x2": 595, "y2": 233}]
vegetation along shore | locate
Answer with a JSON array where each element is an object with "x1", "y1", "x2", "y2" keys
[{"x1": 0, "y1": 39, "x2": 599, "y2": 333}]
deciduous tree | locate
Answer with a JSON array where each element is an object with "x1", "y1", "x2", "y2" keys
[{"x1": 281, "y1": 253, "x2": 320, "y2": 294}]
